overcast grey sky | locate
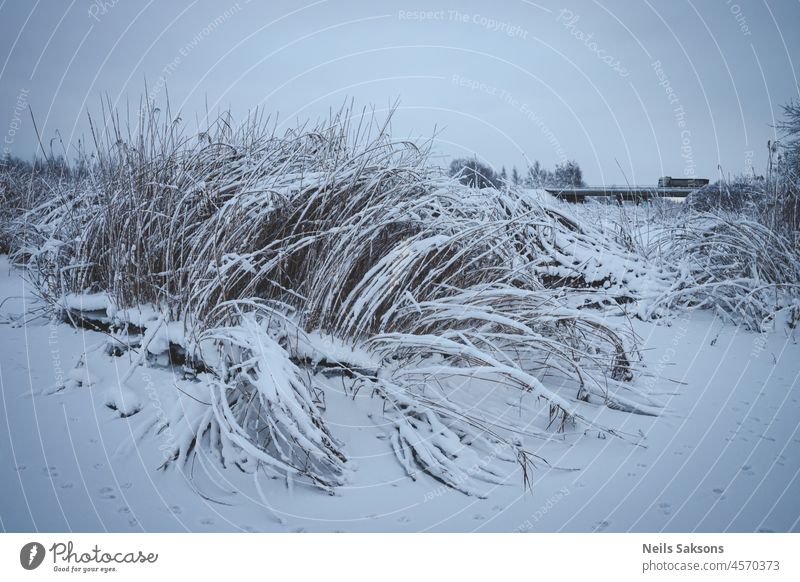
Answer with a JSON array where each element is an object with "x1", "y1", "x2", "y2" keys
[{"x1": 1, "y1": 0, "x2": 798, "y2": 184}]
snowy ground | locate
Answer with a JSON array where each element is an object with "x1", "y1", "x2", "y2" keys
[{"x1": 1, "y1": 254, "x2": 798, "y2": 532}]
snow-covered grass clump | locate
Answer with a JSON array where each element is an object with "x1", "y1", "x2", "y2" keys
[
  {"x1": 644, "y1": 215, "x2": 800, "y2": 330},
  {"x1": 571, "y1": 199, "x2": 800, "y2": 330},
  {"x1": 2, "y1": 103, "x2": 797, "y2": 497}
]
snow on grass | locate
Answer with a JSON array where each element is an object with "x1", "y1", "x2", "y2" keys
[
  {"x1": 1, "y1": 255, "x2": 798, "y2": 531},
  {"x1": 1, "y1": 105, "x2": 798, "y2": 524}
]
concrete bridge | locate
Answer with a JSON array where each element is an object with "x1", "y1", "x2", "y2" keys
[
  {"x1": 543, "y1": 186, "x2": 697, "y2": 203},
  {"x1": 543, "y1": 177, "x2": 709, "y2": 203}
]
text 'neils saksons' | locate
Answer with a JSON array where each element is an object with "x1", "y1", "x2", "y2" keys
[{"x1": 643, "y1": 543, "x2": 724, "y2": 554}]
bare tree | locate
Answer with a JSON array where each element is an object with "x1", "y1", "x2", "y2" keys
[{"x1": 449, "y1": 157, "x2": 500, "y2": 189}]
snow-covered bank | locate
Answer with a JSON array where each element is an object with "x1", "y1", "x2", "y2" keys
[{"x1": 2, "y1": 255, "x2": 798, "y2": 532}]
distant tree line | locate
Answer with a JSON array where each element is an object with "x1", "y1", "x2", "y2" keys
[
  {"x1": 448, "y1": 157, "x2": 585, "y2": 189},
  {"x1": 0, "y1": 154, "x2": 81, "y2": 179}
]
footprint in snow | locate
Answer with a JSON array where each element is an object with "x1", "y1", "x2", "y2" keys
[
  {"x1": 60, "y1": 482, "x2": 73, "y2": 490},
  {"x1": 396, "y1": 515, "x2": 411, "y2": 524},
  {"x1": 168, "y1": 505, "x2": 182, "y2": 515},
  {"x1": 118, "y1": 507, "x2": 130, "y2": 514},
  {"x1": 200, "y1": 518, "x2": 215, "y2": 526},
  {"x1": 712, "y1": 488, "x2": 724, "y2": 495},
  {"x1": 14, "y1": 464, "x2": 26, "y2": 472},
  {"x1": 42, "y1": 466, "x2": 59, "y2": 478},
  {"x1": 98, "y1": 486, "x2": 115, "y2": 500},
  {"x1": 93, "y1": 463, "x2": 103, "y2": 470},
  {"x1": 593, "y1": 520, "x2": 610, "y2": 531},
  {"x1": 473, "y1": 514, "x2": 486, "y2": 521}
]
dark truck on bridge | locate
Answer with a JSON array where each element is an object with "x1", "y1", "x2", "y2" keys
[{"x1": 657, "y1": 176, "x2": 710, "y2": 188}]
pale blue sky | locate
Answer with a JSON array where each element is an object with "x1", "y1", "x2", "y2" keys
[{"x1": 1, "y1": 0, "x2": 798, "y2": 183}]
